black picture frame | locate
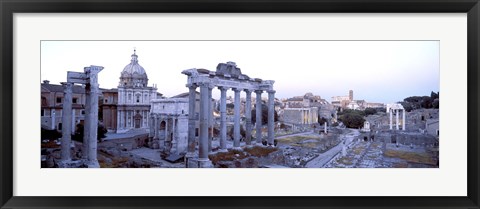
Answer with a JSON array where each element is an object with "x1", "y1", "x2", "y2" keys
[{"x1": 1, "y1": 0, "x2": 479, "y2": 208}]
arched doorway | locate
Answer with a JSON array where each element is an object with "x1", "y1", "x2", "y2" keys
[{"x1": 134, "y1": 113, "x2": 142, "y2": 128}]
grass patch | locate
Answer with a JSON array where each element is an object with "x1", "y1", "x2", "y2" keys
[
  {"x1": 244, "y1": 146, "x2": 278, "y2": 157},
  {"x1": 276, "y1": 135, "x2": 321, "y2": 144},
  {"x1": 98, "y1": 153, "x2": 129, "y2": 168},
  {"x1": 277, "y1": 135, "x2": 339, "y2": 150},
  {"x1": 41, "y1": 140, "x2": 60, "y2": 148},
  {"x1": 384, "y1": 150, "x2": 436, "y2": 165},
  {"x1": 352, "y1": 146, "x2": 366, "y2": 155},
  {"x1": 336, "y1": 156, "x2": 354, "y2": 165},
  {"x1": 209, "y1": 150, "x2": 248, "y2": 164}
]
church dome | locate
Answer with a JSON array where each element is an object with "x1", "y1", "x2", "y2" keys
[{"x1": 119, "y1": 50, "x2": 149, "y2": 88}]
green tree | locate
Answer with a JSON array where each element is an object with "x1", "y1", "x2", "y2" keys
[
  {"x1": 318, "y1": 116, "x2": 328, "y2": 125},
  {"x1": 338, "y1": 112, "x2": 365, "y2": 129},
  {"x1": 41, "y1": 128, "x2": 62, "y2": 141},
  {"x1": 72, "y1": 122, "x2": 107, "y2": 142},
  {"x1": 364, "y1": 108, "x2": 377, "y2": 116},
  {"x1": 251, "y1": 104, "x2": 278, "y2": 125}
]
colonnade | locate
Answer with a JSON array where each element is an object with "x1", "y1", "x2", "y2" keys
[
  {"x1": 389, "y1": 108, "x2": 406, "y2": 131},
  {"x1": 186, "y1": 83, "x2": 276, "y2": 162},
  {"x1": 182, "y1": 64, "x2": 275, "y2": 168}
]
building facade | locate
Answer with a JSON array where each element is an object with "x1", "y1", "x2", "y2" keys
[
  {"x1": 41, "y1": 80, "x2": 88, "y2": 133},
  {"x1": 101, "y1": 50, "x2": 160, "y2": 133}
]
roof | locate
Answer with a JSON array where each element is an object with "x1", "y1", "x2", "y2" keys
[
  {"x1": 286, "y1": 97, "x2": 303, "y2": 102},
  {"x1": 41, "y1": 83, "x2": 86, "y2": 94}
]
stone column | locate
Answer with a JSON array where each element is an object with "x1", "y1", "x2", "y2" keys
[
  {"x1": 164, "y1": 118, "x2": 169, "y2": 150},
  {"x1": 396, "y1": 109, "x2": 399, "y2": 130},
  {"x1": 71, "y1": 109, "x2": 76, "y2": 135},
  {"x1": 198, "y1": 83, "x2": 209, "y2": 160},
  {"x1": 82, "y1": 86, "x2": 90, "y2": 160},
  {"x1": 51, "y1": 109, "x2": 55, "y2": 130},
  {"x1": 116, "y1": 110, "x2": 121, "y2": 132},
  {"x1": 60, "y1": 82, "x2": 73, "y2": 162},
  {"x1": 255, "y1": 90, "x2": 263, "y2": 144},
  {"x1": 172, "y1": 118, "x2": 176, "y2": 145},
  {"x1": 219, "y1": 86, "x2": 228, "y2": 151},
  {"x1": 208, "y1": 86, "x2": 213, "y2": 152},
  {"x1": 84, "y1": 65, "x2": 103, "y2": 168},
  {"x1": 245, "y1": 89, "x2": 252, "y2": 145},
  {"x1": 389, "y1": 109, "x2": 393, "y2": 130},
  {"x1": 402, "y1": 109, "x2": 406, "y2": 130},
  {"x1": 187, "y1": 84, "x2": 197, "y2": 154},
  {"x1": 267, "y1": 90, "x2": 275, "y2": 146},
  {"x1": 118, "y1": 89, "x2": 122, "y2": 104},
  {"x1": 324, "y1": 121, "x2": 327, "y2": 134},
  {"x1": 232, "y1": 88, "x2": 242, "y2": 147},
  {"x1": 148, "y1": 115, "x2": 153, "y2": 138},
  {"x1": 153, "y1": 115, "x2": 159, "y2": 140}
]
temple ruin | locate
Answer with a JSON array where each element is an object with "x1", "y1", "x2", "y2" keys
[{"x1": 180, "y1": 61, "x2": 276, "y2": 168}]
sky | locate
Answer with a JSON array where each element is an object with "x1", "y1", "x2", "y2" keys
[{"x1": 41, "y1": 41, "x2": 439, "y2": 103}]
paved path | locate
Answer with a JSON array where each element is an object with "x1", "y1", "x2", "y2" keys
[{"x1": 305, "y1": 129, "x2": 360, "y2": 168}]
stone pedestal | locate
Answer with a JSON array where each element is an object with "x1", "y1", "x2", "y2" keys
[
  {"x1": 85, "y1": 160, "x2": 100, "y2": 168},
  {"x1": 187, "y1": 157, "x2": 214, "y2": 168}
]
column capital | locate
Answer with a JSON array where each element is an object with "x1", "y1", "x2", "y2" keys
[
  {"x1": 244, "y1": 89, "x2": 253, "y2": 94},
  {"x1": 196, "y1": 81, "x2": 211, "y2": 88},
  {"x1": 61, "y1": 82, "x2": 73, "y2": 92},
  {"x1": 267, "y1": 90, "x2": 276, "y2": 94},
  {"x1": 254, "y1": 89, "x2": 263, "y2": 94},
  {"x1": 232, "y1": 88, "x2": 243, "y2": 92},
  {"x1": 186, "y1": 83, "x2": 197, "y2": 89},
  {"x1": 218, "y1": 86, "x2": 229, "y2": 91}
]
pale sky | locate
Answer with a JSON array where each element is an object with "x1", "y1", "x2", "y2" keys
[{"x1": 41, "y1": 41, "x2": 439, "y2": 103}]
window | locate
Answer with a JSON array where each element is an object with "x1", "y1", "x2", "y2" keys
[
  {"x1": 41, "y1": 97, "x2": 47, "y2": 106},
  {"x1": 81, "y1": 110, "x2": 85, "y2": 115},
  {"x1": 41, "y1": 109, "x2": 44, "y2": 116},
  {"x1": 136, "y1": 95, "x2": 140, "y2": 103},
  {"x1": 72, "y1": 98, "x2": 78, "y2": 104},
  {"x1": 56, "y1": 97, "x2": 62, "y2": 103},
  {"x1": 128, "y1": 94, "x2": 132, "y2": 101},
  {"x1": 58, "y1": 123, "x2": 62, "y2": 131},
  {"x1": 104, "y1": 99, "x2": 108, "y2": 103}
]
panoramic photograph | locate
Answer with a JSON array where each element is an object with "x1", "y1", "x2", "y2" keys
[{"x1": 40, "y1": 41, "x2": 439, "y2": 168}]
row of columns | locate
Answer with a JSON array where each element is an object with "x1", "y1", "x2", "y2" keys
[
  {"x1": 116, "y1": 110, "x2": 149, "y2": 130},
  {"x1": 186, "y1": 82, "x2": 276, "y2": 162},
  {"x1": 389, "y1": 108, "x2": 406, "y2": 131}
]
